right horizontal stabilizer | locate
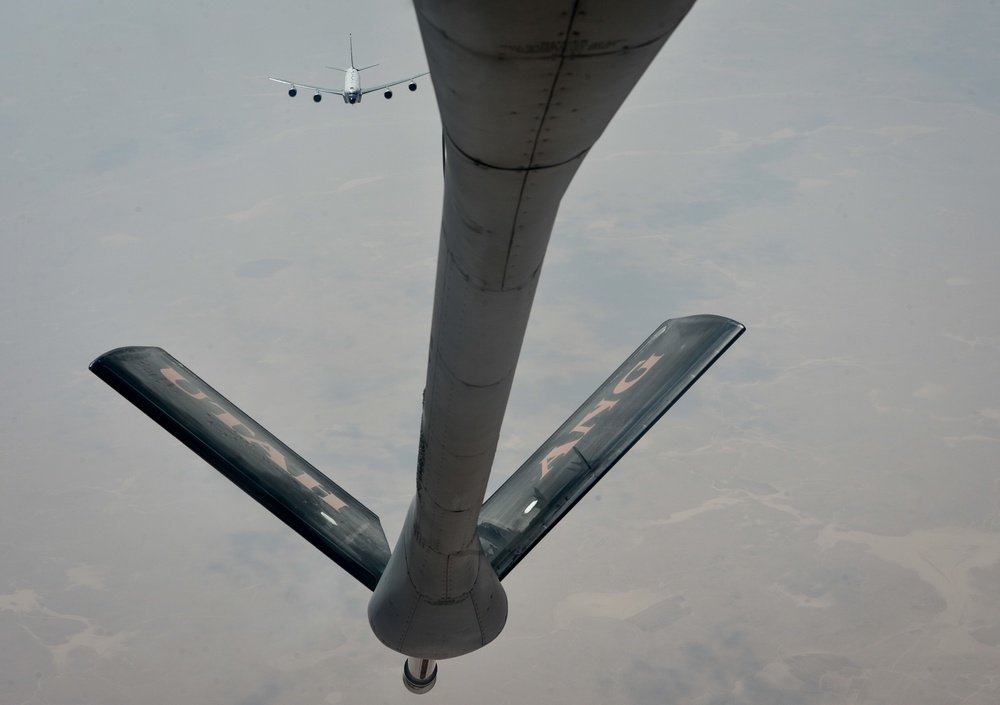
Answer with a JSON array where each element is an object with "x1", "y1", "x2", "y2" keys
[
  {"x1": 478, "y1": 315, "x2": 744, "y2": 579},
  {"x1": 90, "y1": 347, "x2": 391, "y2": 591}
]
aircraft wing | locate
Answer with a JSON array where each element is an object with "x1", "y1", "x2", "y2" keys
[
  {"x1": 361, "y1": 71, "x2": 430, "y2": 94},
  {"x1": 477, "y1": 315, "x2": 745, "y2": 579},
  {"x1": 268, "y1": 77, "x2": 345, "y2": 96},
  {"x1": 90, "y1": 346, "x2": 391, "y2": 591}
]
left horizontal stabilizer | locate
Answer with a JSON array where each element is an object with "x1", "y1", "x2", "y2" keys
[
  {"x1": 478, "y1": 315, "x2": 744, "y2": 579},
  {"x1": 90, "y1": 347, "x2": 391, "y2": 590}
]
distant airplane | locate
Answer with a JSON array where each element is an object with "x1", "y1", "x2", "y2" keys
[
  {"x1": 92, "y1": 0, "x2": 741, "y2": 695},
  {"x1": 269, "y1": 34, "x2": 428, "y2": 104}
]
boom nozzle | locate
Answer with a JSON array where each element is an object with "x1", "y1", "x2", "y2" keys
[{"x1": 402, "y1": 658, "x2": 437, "y2": 694}]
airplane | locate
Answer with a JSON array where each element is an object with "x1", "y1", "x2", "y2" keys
[
  {"x1": 91, "y1": 0, "x2": 741, "y2": 695},
  {"x1": 269, "y1": 34, "x2": 428, "y2": 104}
]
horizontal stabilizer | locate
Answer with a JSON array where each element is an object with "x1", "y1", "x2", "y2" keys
[
  {"x1": 90, "y1": 347, "x2": 391, "y2": 591},
  {"x1": 478, "y1": 315, "x2": 744, "y2": 579}
]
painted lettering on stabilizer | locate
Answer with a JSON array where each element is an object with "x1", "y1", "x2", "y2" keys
[
  {"x1": 538, "y1": 353, "x2": 663, "y2": 479},
  {"x1": 160, "y1": 367, "x2": 347, "y2": 512}
]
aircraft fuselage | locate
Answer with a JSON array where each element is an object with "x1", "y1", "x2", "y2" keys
[
  {"x1": 366, "y1": 0, "x2": 703, "y2": 664},
  {"x1": 344, "y1": 68, "x2": 362, "y2": 104}
]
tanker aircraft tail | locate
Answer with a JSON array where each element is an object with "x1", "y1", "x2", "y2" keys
[
  {"x1": 93, "y1": 0, "x2": 745, "y2": 692},
  {"x1": 89, "y1": 314, "x2": 742, "y2": 593}
]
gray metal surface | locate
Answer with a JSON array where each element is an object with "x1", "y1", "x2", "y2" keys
[
  {"x1": 89, "y1": 347, "x2": 391, "y2": 590},
  {"x1": 90, "y1": 0, "x2": 732, "y2": 673},
  {"x1": 479, "y1": 316, "x2": 745, "y2": 579},
  {"x1": 368, "y1": 0, "x2": 702, "y2": 660}
]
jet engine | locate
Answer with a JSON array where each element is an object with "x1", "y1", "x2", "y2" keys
[
  {"x1": 402, "y1": 658, "x2": 437, "y2": 695},
  {"x1": 288, "y1": 87, "x2": 297, "y2": 97},
  {"x1": 384, "y1": 89, "x2": 393, "y2": 99},
  {"x1": 313, "y1": 93, "x2": 322, "y2": 103},
  {"x1": 408, "y1": 81, "x2": 417, "y2": 91}
]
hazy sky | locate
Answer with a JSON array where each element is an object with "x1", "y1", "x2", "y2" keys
[{"x1": 2, "y1": 0, "x2": 999, "y2": 703}]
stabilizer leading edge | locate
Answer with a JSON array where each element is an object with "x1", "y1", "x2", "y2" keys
[
  {"x1": 478, "y1": 315, "x2": 744, "y2": 579},
  {"x1": 90, "y1": 347, "x2": 391, "y2": 591}
]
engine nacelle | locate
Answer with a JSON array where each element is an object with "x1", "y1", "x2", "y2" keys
[
  {"x1": 313, "y1": 93, "x2": 322, "y2": 103},
  {"x1": 288, "y1": 87, "x2": 297, "y2": 98},
  {"x1": 402, "y1": 658, "x2": 437, "y2": 695},
  {"x1": 384, "y1": 89, "x2": 393, "y2": 99},
  {"x1": 408, "y1": 81, "x2": 417, "y2": 92}
]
